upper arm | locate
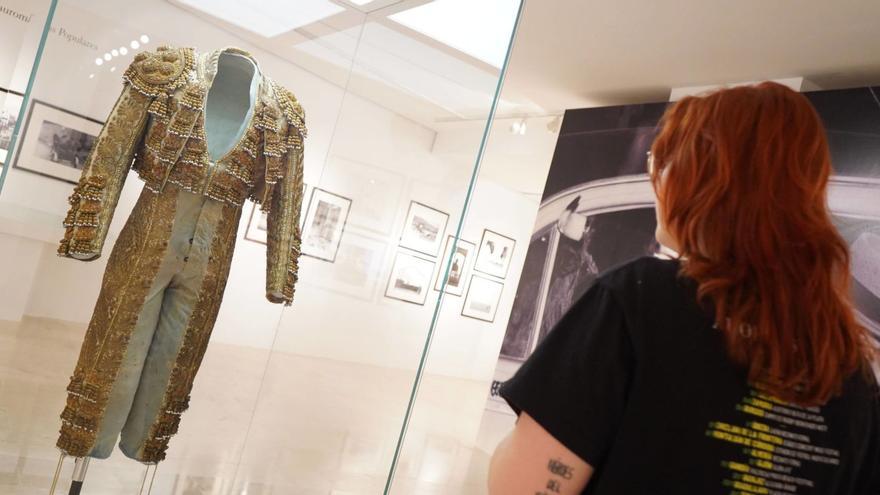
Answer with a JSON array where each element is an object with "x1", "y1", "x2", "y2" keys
[{"x1": 489, "y1": 412, "x2": 593, "y2": 495}]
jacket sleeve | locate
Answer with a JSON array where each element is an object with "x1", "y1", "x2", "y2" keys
[
  {"x1": 265, "y1": 143, "x2": 306, "y2": 305},
  {"x1": 57, "y1": 83, "x2": 153, "y2": 261}
]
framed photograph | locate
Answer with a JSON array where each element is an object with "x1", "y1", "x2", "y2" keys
[
  {"x1": 474, "y1": 229, "x2": 516, "y2": 279},
  {"x1": 399, "y1": 201, "x2": 449, "y2": 257},
  {"x1": 385, "y1": 250, "x2": 436, "y2": 305},
  {"x1": 12, "y1": 99, "x2": 103, "y2": 184},
  {"x1": 307, "y1": 231, "x2": 388, "y2": 302},
  {"x1": 301, "y1": 188, "x2": 352, "y2": 262},
  {"x1": 462, "y1": 275, "x2": 504, "y2": 322},
  {"x1": 434, "y1": 236, "x2": 476, "y2": 296},
  {"x1": 244, "y1": 184, "x2": 310, "y2": 244},
  {"x1": 322, "y1": 156, "x2": 405, "y2": 235},
  {"x1": 0, "y1": 88, "x2": 24, "y2": 165}
]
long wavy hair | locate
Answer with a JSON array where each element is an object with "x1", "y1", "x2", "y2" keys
[{"x1": 649, "y1": 82, "x2": 874, "y2": 405}]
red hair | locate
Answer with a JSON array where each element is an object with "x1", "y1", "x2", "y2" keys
[{"x1": 650, "y1": 82, "x2": 874, "y2": 405}]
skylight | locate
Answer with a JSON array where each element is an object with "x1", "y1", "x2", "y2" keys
[
  {"x1": 178, "y1": 0, "x2": 345, "y2": 37},
  {"x1": 388, "y1": 0, "x2": 519, "y2": 68}
]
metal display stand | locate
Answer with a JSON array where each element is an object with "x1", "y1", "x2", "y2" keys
[
  {"x1": 68, "y1": 457, "x2": 89, "y2": 495},
  {"x1": 138, "y1": 464, "x2": 158, "y2": 495},
  {"x1": 47, "y1": 454, "x2": 158, "y2": 495}
]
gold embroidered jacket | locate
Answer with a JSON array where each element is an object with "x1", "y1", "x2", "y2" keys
[{"x1": 57, "y1": 45, "x2": 306, "y2": 304}]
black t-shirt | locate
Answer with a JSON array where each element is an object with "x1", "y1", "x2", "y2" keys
[{"x1": 501, "y1": 257, "x2": 880, "y2": 494}]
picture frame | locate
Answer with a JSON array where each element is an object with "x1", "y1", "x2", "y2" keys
[
  {"x1": 322, "y1": 156, "x2": 405, "y2": 235},
  {"x1": 301, "y1": 187, "x2": 352, "y2": 262},
  {"x1": 12, "y1": 99, "x2": 103, "y2": 184},
  {"x1": 307, "y1": 231, "x2": 389, "y2": 302},
  {"x1": 474, "y1": 229, "x2": 516, "y2": 279},
  {"x1": 433, "y1": 236, "x2": 476, "y2": 297},
  {"x1": 384, "y1": 250, "x2": 436, "y2": 305},
  {"x1": 0, "y1": 87, "x2": 24, "y2": 166},
  {"x1": 244, "y1": 184, "x2": 310, "y2": 244},
  {"x1": 462, "y1": 274, "x2": 504, "y2": 322},
  {"x1": 399, "y1": 201, "x2": 449, "y2": 257}
]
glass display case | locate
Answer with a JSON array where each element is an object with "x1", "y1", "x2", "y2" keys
[{"x1": 0, "y1": 1, "x2": 523, "y2": 493}]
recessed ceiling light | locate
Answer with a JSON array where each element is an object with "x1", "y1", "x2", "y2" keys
[
  {"x1": 389, "y1": 0, "x2": 519, "y2": 68},
  {"x1": 178, "y1": 0, "x2": 345, "y2": 37}
]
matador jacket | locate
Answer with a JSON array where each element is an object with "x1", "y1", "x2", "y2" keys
[{"x1": 55, "y1": 46, "x2": 306, "y2": 463}]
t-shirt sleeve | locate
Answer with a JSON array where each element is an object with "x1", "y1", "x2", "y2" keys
[{"x1": 500, "y1": 281, "x2": 634, "y2": 467}]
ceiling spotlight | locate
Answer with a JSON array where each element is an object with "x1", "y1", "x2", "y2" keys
[
  {"x1": 140, "y1": 34, "x2": 150, "y2": 44},
  {"x1": 110, "y1": 66, "x2": 116, "y2": 72},
  {"x1": 119, "y1": 46, "x2": 128, "y2": 55},
  {"x1": 103, "y1": 53, "x2": 112, "y2": 61},
  {"x1": 88, "y1": 73, "x2": 95, "y2": 79},
  {"x1": 111, "y1": 49, "x2": 119, "y2": 57},
  {"x1": 509, "y1": 119, "x2": 527, "y2": 135},
  {"x1": 130, "y1": 40, "x2": 140, "y2": 49},
  {"x1": 95, "y1": 58, "x2": 103, "y2": 66}
]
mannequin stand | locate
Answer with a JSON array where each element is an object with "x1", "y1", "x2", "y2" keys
[
  {"x1": 48, "y1": 453, "x2": 65, "y2": 495},
  {"x1": 47, "y1": 453, "x2": 158, "y2": 495},
  {"x1": 68, "y1": 456, "x2": 89, "y2": 495},
  {"x1": 138, "y1": 463, "x2": 158, "y2": 495}
]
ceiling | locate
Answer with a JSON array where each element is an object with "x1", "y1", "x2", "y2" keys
[
  {"x1": 502, "y1": 0, "x2": 880, "y2": 115},
  {"x1": 169, "y1": 0, "x2": 880, "y2": 129}
]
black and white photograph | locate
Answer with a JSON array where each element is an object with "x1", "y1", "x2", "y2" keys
[
  {"x1": 307, "y1": 231, "x2": 388, "y2": 302},
  {"x1": 244, "y1": 184, "x2": 310, "y2": 244},
  {"x1": 244, "y1": 203, "x2": 270, "y2": 245},
  {"x1": 474, "y1": 229, "x2": 516, "y2": 279},
  {"x1": 384, "y1": 250, "x2": 436, "y2": 305},
  {"x1": 491, "y1": 86, "x2": 880, "y2": 416},
  {"x1": 434, "y1": 236, "x2": 476, "y2": 296},
  {"x1": 12, "y1": 100, "x2": 102, "y2": 184},
  {"x1": 301, "y1": 188, "x2": 352, "y2": 262},
  {"x1": 322, "y1": 156, "x2": 405, "y2": 235},
  {"x1": 834, "y1": 215, "x2": 880, "y2": 343},
  {"x1": 399, "y1": 201, "x2": 449, "y2": 257},
  {"x1": 462, "y1": 275, "x2": 504, "y2": 322},
  {"x1": 0, "y1": 88, "x2": 23, "y2": 165}
]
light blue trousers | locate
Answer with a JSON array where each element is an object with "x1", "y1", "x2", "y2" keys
[{"x1": 89, "y1": 190, "x2": 223, "y2": 460}]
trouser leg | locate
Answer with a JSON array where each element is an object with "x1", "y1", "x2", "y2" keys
[
  {"x1": 118, "y1": 191, "x2": 219, "y2": 460},
  {"x1": 88, "y1": 279, "x2": 168, "y2": 458},
  {"x1": 119, "y1": 270, "x2": 201, "y2": 459}
]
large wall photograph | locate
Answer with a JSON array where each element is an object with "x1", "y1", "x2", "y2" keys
[{"x1": 489, "y1": 86, "x2": 880, "y2": 413}]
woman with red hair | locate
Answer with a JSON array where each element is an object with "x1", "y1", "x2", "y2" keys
[{"x1": 489, "y1": 82, "x2": 879, "y2": 494}]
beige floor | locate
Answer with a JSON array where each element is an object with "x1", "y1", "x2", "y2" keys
[{"x1": 0, "y1": 317, "x2": 500, "y2": 495}]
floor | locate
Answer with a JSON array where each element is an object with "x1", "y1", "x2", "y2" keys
[{"x1": 0, "y1": 316, "x2": 507, "y2": 494}]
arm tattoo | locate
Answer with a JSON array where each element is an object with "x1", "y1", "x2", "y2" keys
[
  {"x1": 535, "y1": 458, "x2": 574, "y2": 494},
  {"x1": 548, "y1": 458, "x2": 574, "y2": 479}
]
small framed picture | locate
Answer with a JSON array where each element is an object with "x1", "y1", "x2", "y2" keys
[
  {"x1": 308, "y1": 232, "x2": 389, "y2": 302},
  {"x1": 385, "y1": 250, "x2": 436, "y2": 305},
  {"x1": 301, "y1": 188, "x2": 352, "y2": 262},
  {"x1": 244, "y1": 184, "x2": 310, "y2": 244},
  {"x1": 399, "y1": 201, "x2": 449, "y2": 257},
  {"x1": 12, "y1": 99, "x2": 103, "y2": 184},
  {"x1": 434, "y1": 236, "x2": 476, "y2": 297},
  {"x1": 244, "y1": 203, "x2": 270, "y2": 245},
  {"x1": 462, "y1": 275, "x2": 504, "y2": 322},
  {"x1": 0, "y1": 87, "x2": 24, "y2": 165},
  {"x1": 474, "y1": 229, "x2": 516, "y2": 279}
]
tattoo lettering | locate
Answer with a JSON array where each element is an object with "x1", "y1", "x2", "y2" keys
[
  {"x1": 546, "y1": 479, "x2": 562, "y2": 493},
  {"x1": 548, "y1": 458, "x2": 574, "y2": 480}
]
